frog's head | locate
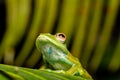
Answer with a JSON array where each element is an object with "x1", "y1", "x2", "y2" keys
[
  {"x1": 36, "y1": 33, "x2": 68, "y2": 57},
  {"x1": 36, "y1": 33, "x2": 73, "y2": 70}
]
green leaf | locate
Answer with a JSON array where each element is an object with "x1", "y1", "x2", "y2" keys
[{"x1": 0, "y1": 64, "x2": 87, "y2": 80}]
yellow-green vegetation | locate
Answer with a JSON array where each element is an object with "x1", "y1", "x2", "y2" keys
[{"x1": 0, "y1": 0, "x2": 119, "y2": 80}]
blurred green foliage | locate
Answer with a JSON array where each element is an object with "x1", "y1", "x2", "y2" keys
[{"x1": 0, "y1": 0, "x2": 119, "y2": 79}]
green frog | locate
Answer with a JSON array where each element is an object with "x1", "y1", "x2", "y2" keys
[{"x1": 36, "y1": 33, "x2": 92, "y2": 79}]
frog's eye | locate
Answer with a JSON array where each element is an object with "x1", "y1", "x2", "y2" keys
[{"x1": 56, "y1": 33, "x2": 66, "y2": 43}]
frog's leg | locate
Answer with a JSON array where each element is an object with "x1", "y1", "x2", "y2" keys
[
  {"x1": 66, "y1": 64, "x2": 92, "y2": 79},
  {"x1": 66, "y1": 53, "x2": 92, "y2": 77},
  {"x1": 65, "y1": 64, "x2": 80, "y2": 75},
  {"x1": 65, "y1": 53, "x2": 82, "y2": 75}
]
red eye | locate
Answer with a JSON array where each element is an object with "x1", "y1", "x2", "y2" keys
[{"x1": 56, "y1": 33, "x2": 66, "y2": 43}]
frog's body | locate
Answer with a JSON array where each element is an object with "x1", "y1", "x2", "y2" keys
[{"x1": 36, "y1": 33, "x2": 92, "y2": 79}]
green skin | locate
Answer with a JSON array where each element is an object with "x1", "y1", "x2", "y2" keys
[{"x1": 36, "y1": 33, "x2": 92, "y2": 79}]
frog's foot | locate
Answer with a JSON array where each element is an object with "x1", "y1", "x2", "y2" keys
[
  {"x1": 52, "y1": 70, "x2": 65, "y2": 74},
  {"x1": 43, "y1": 69, "x2": 65, "y2": 74}
]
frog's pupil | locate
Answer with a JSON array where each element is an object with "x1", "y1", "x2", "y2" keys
[{"x1": 58, "y1": 34, "x2": 65, "y2": 38}]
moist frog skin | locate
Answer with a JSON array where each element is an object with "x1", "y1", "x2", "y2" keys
[{"x1": 36, "y1": 33, "x2": 93, "y2": 80}]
